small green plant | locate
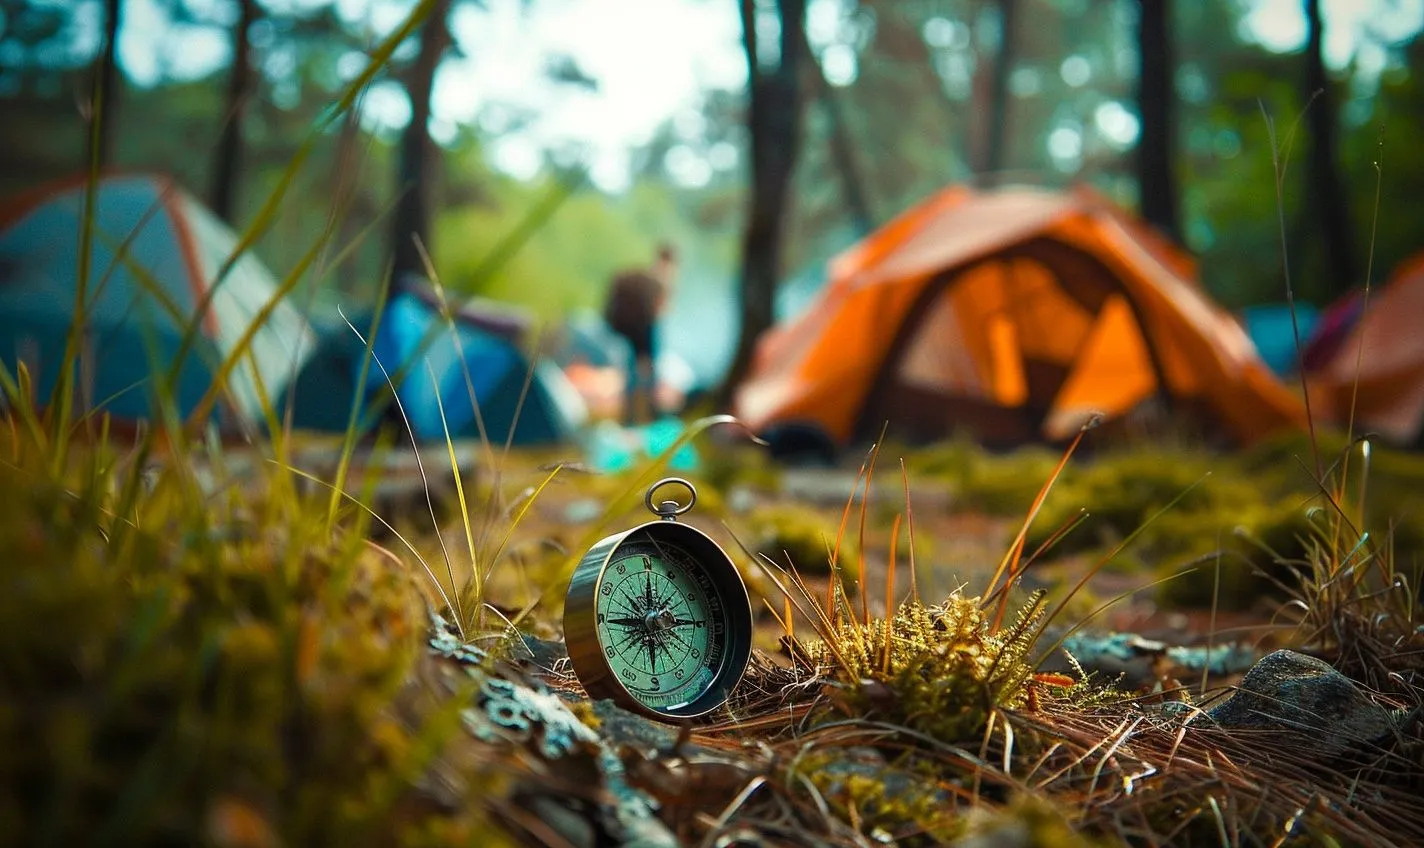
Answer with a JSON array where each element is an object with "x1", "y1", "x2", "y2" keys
[{"x1": 802, "y1": 591, "x2": 1048, "y2": 743}]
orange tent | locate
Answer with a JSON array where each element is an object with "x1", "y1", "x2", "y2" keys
[
  {"x1": 733, "y1": 184, "x2": 1308, "y2": 448},
  {"x1": 1306, "y1": 252, "x2": 1424, "y2": 445}
]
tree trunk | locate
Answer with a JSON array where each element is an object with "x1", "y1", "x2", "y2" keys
[
  {"x1": 720, "y1": 0, "x2": 806, "y2": 405},
  {"x1": 1303, "y1": 0, "x2": 1356, "y2": 298},
  {"x1": 972, "y1": 0, "x2": 1017, "y2": 182},
  {"x1": 391, "y1": 0, "x2": 451, "y2": 287},
  {"x1": 1136, "y1": 0, "x2": 1181, "y2": 241},
  {"x1": 804, "y1": 26, "x2": 873, "y2": 235},
  {"x1": 210, "y1": 0, "x2": 259, "y2": 224},
  {"x1": 93, "y1": 0, "x2": 123, "y2": 167}
]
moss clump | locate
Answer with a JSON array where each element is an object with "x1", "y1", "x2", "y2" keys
[
  {"x1": 1026, "y1": 449, "x2": 1225, "y2": 556},
  {"x1": 1150, "y1": 499, "x2": 1320, "y2": 608},
  {"x1": 0, "y1": 460, "x2": 488, "y2": 845},
  {"x1": 799, "y1": 750, "x2": 955, "y2": 843},
  {"x1": 802, "y1": 591, "x2": 1046, "y2": 744},
  {"x1": 746, "y1": 503, "x2": 859, "y2": 575},
  {"x1": 904, "y1": 439, "x2": 1062, "y2": 514},
  {"x1": 699, "y1": 444, "x2": 785, "y2": 495},
  {"x1": 1018, "y1": 446, "x2": 1383, "y2": 609},
  {"x1": 957, "y1": 794, "x2": 1111, "y2": 848}
]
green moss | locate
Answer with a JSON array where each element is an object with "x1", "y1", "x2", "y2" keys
[
  {"x1": 0, "y1": 460, "x2": 491, "y2": 845},
  {"x1": 745, "y1": 503, "x2": 860, "y2": 575},
  {"x1": 957, "y1": 794, "x2": 1111, "y2": 848},
  {"x1": 1026, "y1": 449, "x2": 1227, "y2": 557},
  {"x1": 699, "y1": 444, "x2": 784, "y2": 495},
  {"x1": 904, "y1": 440, "x2": 1062, "y2": 514},
  {"x1": 800, "y1": 751, "x2": 956, "y2": 843},
  {"x1": 1010, "y1": 442, "x2": 1424, "y2": 609},
  {"x1": 802, "y1": 591, "x2": 1046, "y2": 744}
]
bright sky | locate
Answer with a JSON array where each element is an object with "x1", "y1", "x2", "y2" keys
[
  {"x1": 113, "y1": 0, "x2": 1424, "y2": 193},
  {"x1": 1243, "y1": 0, "x2": 1424, "y2": 76}
]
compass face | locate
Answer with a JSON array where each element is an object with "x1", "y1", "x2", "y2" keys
[
  {"x1": 593, "y1": 538, "x2": 727, "y2": 713},
  {"x1": 565, "y1": 506, "x2": 752, "y2": 721}
]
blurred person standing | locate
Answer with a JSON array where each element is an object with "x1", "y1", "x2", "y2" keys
[{"x1": 603, "y1": 243, "x2": 678, "y2": 425}]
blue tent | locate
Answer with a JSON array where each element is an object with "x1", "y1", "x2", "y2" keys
[
  {"x1": 0, "y1": 173, "x2": 314, "y2": 431},
  {"x1": 1242, "y1": 303, "x2": 1320, "y2": 377},
  {"x1": 358, "y1": 290, "x2": 587, "y2": 446},
  {"x1": 277, "y1": 305, "x2": 373, "y2": 433}
]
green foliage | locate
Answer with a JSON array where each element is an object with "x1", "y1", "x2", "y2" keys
[
  {"x1": 433, "y1": 175, "x2": 659, "y2": 318},
  {"x1": 901, "y1": 435, "x2": 1424, "y2": 611},
  {"x1": 0, "y1": 456, "x2": 491, "y2": 845}
]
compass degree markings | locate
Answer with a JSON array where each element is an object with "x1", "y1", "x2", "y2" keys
[{"x1": 598, "y1": 548, "x2": 718, "y2": 685}]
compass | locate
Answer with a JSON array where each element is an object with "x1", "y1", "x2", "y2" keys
[{"x1": 563, "y1": 477, "x2": 752, "y2": 721}]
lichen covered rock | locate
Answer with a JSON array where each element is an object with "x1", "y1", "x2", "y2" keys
[{"x1": 1201, "y1": 649, "x2": 1404, "y2": 757}]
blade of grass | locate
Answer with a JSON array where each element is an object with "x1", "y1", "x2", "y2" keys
[
  {"x1": 882, "y1": 512, "x2": 901, "y2": 673},
  {"x1": 327, "y1": 278, "x2": 392, "y2": 531},
  {"x1": 1260, "y1": 96, "x2": 1323, "y2": 484},
  {"x1": 981, "y1": 509, "x2": 1090, "y2": 611},
  {"x1": 986, "y1": 416, "x2": 1097, "y2": 631},
  {"x1": 1031, "y1": 483, "x2": 1210, "y2": 669},
  {"x1": 900, "y1": 458, "x2": 919, "y2": 604},
  {"x1": 338, "y1": 308, "x2": 463, "y2": 637},
  {"x1": 180, "y1": 210, "x2": 332, "y2": 432},
  {"x1": 1202, "y1": 540, "x2": 1222, "y2": 699},
  {"x1": 722, "y1": 526, "x2": 847, "y2": 663},
  {"x1": 0, "y1": 360, "x2": 49, "y2": 455},
  {"x1": 480, "y1": 463, "x2": 565, "y2": 593},
  {"x1": 418, "y1": 242, "x2": 496, "y2": 471},
  {"x1": 857, "y1": 431, "x2": 887, "y2": 628},
  {"x1": 49, "y1": 67, "x2": 109, "y2": 470},
  {"x1": 356, "y1": 171, "x2": 583, "y2": 435},
  {"x1": 278, "y1": 462, "x2": 456, "y2": 616},
  {"x1": 829, "y1": 458, "x2": 870, "y2": 627},
  {"x1": 426, "y1": 359, "x2": 468, "y2": 630},
  {"x1": 1337, "y1": 132, "x2": 1385, "y2": 543},
  {"x1": 1032, "y1": 570, "x2": 1194, "y2": 675}
]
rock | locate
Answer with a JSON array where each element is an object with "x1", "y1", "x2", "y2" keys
[
  {"x1": 521, "y1": 635, "x2": 569, "y2": 671},
  {"x1": 1201, "y1": 649, "x2": 1400, "y2": 757},
  {"x1": 460, "y1": 673, "x2": 678, "y2": 846},
  {"x1": 591, "y1": 699, "x2": 682, "y2": 752}
]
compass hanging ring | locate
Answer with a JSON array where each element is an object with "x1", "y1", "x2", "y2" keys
[
  {"x1": 645, "y1": 476, "x2": 696, "y2": 520},
  {"x1": 564, "y1": 477, "x2": 752, "y2": 722}
]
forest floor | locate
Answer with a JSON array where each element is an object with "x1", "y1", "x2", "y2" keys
[{"x1": 7, "y1": 414, "x2": 1421, "y2": 847}]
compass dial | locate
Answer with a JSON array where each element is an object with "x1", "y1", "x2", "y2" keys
[{"x1": 593, "y1": 539, "x2": 726, "y2": 712}]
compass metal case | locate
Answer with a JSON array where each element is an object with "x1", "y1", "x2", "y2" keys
[{"x1": 563, "y1": 478, "x2": 753, "y2": 722}]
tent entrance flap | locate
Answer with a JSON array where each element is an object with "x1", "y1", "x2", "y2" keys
[{"x1": 1044, "y1": 294, "x2": 1157, "y2": 440}]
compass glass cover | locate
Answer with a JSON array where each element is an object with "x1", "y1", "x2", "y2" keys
[{"x1": 593, "y1": 537, "x2": 729, "y2": 712}]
